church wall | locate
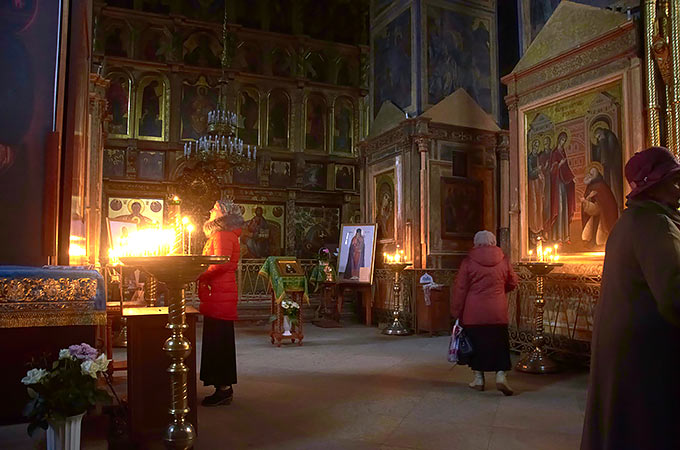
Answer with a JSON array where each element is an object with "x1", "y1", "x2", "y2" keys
[
  {"x1": 370, "y1": 0, "x2": 499, "y2": 121},
  {"x1": 96, "y1": 4, "x2": 366, "y2": 263}
]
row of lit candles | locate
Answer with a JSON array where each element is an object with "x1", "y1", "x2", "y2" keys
[
  {"x1": 528, "y1": 239, "x2": 560, "y2": 262},
  {"x1": 383, "y1": 249, "x2": 406, "y2": 263}
]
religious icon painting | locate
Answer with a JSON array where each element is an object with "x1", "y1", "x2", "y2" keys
[
  {"x1": 268, "y1": 89, "x2": 290, "y2": 148},
  {"x1": 108, "y1": 197, "x2": 164, "y2": 228},
  {"x1": 523, "y1": 80, "x2": 624, "y2": 257},
  {"x1": 237, "y1": 203, "x2": 285, "y2": 258},
  {"x1": 269, "y1": 160, "x2": 293, "y2": 187},
  {"x1": 333, "y1": 97, "x2": 354, "y2": 154},
  {"x1": 275, "y1": 259, "x2": 304, "y2": 277},
  {"x1": 440, "y1": 177, "x2": 483, "y2": 239},
  {"x1": 135, "y1": 76, "x2": 168, "y2": 141},
  {"x1": 302, "y1": 163, "x2": 327, "y2": 190},
  {"x1": 180, "y1": 76, "x2": 218, "y2": 140},
  {"x1": 373, "y1": 170, "x2": 395, "y2": 243},
  {"x1": 106, "y1": 218, "x2": 137, "y2": 251},
  {"x1": 337, "y1": 224, "x2": 377, "y2": 285},
  {"x1": 373, "y1": 7, "x2": 412, "y2": 115},
  {"x1": 183, "y1": 32, "x2": 221, "y2": 68},
  {"x1": 334, "y1": 164, "x2": 355, "y2": 191},
  {"x1": 137, "y1": 151, "x2": 165, "y2": 181},
  {"x1": 293, "y1": 206, "x2": 340, "y2": 259},
  {"x1": 103, "y1": 149, "x2": 126, "y2": 178},
  {"x1": 106, "y1": 73, "x2": 131, "y2": 137},
  {"x1": 238, "y1": 88, "x2": 260, "y2": 146},
  {"x1": 305, "y1": 93, "x2": 327, "y2": 151}
]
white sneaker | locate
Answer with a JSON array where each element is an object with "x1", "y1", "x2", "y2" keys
[
  {"x1": 468, "y1": 371, "x2": 484, "y2": 391},
  {"x1": 496, "y1": 371, "x2": 514, "y2": 396}
]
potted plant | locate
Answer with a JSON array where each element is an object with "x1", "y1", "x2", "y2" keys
[{"x1": 21, "y1": 343, "x2": 111, "y2": 450}]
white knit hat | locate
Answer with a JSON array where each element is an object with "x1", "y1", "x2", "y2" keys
[{"x1": 473, "y1": 230, "x2": 496, "y2": 247}]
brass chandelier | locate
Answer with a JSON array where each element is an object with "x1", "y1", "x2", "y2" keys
[{"x1": 182, "y1": 4, "x2": 256, "y2": 173}]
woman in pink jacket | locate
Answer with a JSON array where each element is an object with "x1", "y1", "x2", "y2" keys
[{"x1": 451, "y1": 230, "x2": 518, "y2": 395}]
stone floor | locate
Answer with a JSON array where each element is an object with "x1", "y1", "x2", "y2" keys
[{"x1": 1, "y1": 322, "x2": 587, "y2": 449}]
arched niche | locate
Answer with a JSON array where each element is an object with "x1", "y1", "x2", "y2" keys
[
  {"x1": 183, "y1": 32, "x2": 222, "y2": 69},
  {"x1": 305, "y1": 93, "x2": 328, "y2": 152},
  {"x1": 238, "y1": 87, "x2": 260, "y2": 146},
  {"x1": 105, "y1": 71, "x2": 133, "y2": 138},
  {"x1": 267, "y1": 89, "x2": 290, "y2": 149},
  {"x1": 135, "y1": 74, "x2": 169, "y2": 141},
  {"x1": 333, "y1": 96, "x2": 354, "y2": 154}
]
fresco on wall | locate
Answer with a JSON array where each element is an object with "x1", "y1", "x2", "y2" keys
[
  {"x1": 374, "y1": 171, "x2": 395, "y2": 242},
  {"x1": 137, "y1": 151, "x2": 165, "y2": 181},
  {"x1": 373, "y1": 8, "x2": 411, "y2": 114},
  {"x1": 524, "y1": 81, "x2": 623, "y2": 254},
  {"x1": 239, "y1": 43, "x2": 264, "y2": 74},
  {"x1": 294, "y1": 206, "x2": 340, "y2": 259},
  {"x1": 103, "y1": 149, "x2": 126, "y2": 178},
  {"x1": 333, "y1": 97, "x2": 353, "y2": 153},
  {"x1": 181, "y1": 76, "x2": 218, "y2": 140},
  {"x1": 108, "y1": 197, "x2": 164, "y2": 227},
  {"x1": 306, "y1": 94, "x2": 327, "y2": 151},
  {"x1": 426, "y1": 5, "x2": 492, "y2": 112},
  {"x1": 238, "y1": 203, "x2": 284, "y2": 258},
  {"x1": 106, "y1": 73, "x2": 131, "y2": 136},
  {"x1": 239, "y1": 89, "x2": 259, "y2": 146},
  {"x1": 302, "y1": 163, "x2": 326, "y2": 190},
  {"x1": 271, "y1": 48, "x2": 292, "y2": 77},
  {"x1": 305, "y1": 52, "x2": 326, "y2": 82},
  {"x1": 140, "y1": 29, "x2": 167, "y2": 63},
  {"x1": 268, "y1": 90, "x2": 289, "y2": 148},
  {"x1": 136, "y1": 77, "x2": 165, "y2": 139},
  {"x1": 183, "y1": 33, "x2": 221, "y2": 68}
]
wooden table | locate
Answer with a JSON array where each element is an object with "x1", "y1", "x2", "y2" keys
[
  {"x1": 270, "y1": 291, "x2": 304, "y2": 347},
  {"x1": 415, "y1": 285, "x2": 450, "y2": 336},
  {"x1": 125, "y1": 306, "x2": 199, "y2": 444}
]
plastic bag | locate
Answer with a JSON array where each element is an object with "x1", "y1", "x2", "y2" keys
[{"x1": 447, "y1": 319, "x2": 464, "y2": 363}]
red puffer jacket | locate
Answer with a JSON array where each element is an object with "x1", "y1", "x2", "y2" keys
[
  {"x1": 450, "y1": 246, "x2": 518, "y2": 325},
  {"x1": 198, "y1": 229, "x2": 241, "y2": 321}
]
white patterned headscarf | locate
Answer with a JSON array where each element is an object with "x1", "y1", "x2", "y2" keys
[{"x1": 473, "y1": 230, "x2": 496, "y2": 247}]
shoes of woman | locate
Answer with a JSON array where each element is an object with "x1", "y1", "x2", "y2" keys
[{"x1": 201, "y1": 386, "x2": 233, "y2": 407}]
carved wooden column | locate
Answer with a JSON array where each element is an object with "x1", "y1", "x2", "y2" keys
[
  {"x1": 285, "y1": 191, "x2": 296, "y2": 255},
  {"x1": 88, "y1": 73, "x2": 109, "y2": 266},
  {"x1": 496, "y1": 132, "x2": 511, "y2": 256},
  {"x1": 413, "y1": 135, "x2": 430, "y2": 269}
]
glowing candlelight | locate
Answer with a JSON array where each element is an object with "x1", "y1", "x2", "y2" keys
[
  {"x1": 528, "y1": 249, "x2": 533, "y2": 261},
  {"x1": 187, "y1": 224, "x2": 195, "y2": 255}
]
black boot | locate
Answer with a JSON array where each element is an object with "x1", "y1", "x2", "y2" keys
[{"x1": 201, "y1": 386, "x2": 233, "y2": 407}]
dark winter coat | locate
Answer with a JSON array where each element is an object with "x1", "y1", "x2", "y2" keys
[
  {"x1": 198, "y1": 226, "x2": 241, "y2": 321},
  {"x1": 450, "y1": 246, "x2": 518, "y2": 325},
  {"x1": 581, "y1": 199, "x2": 680, "y2": 450}
]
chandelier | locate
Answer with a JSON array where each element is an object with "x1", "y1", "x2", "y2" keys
[{"x1": 182, "y1": 4, "x2": 256, "y2": 173}]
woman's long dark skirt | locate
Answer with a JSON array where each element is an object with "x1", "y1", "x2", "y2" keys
[
  {"x1": 200, "y1": 317, "x2": 237, "y2": 387},
  {"x1": 463, "y1": 324, "x2": 511, "y2": 372}
]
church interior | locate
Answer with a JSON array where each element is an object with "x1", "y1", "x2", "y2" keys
[{"x1": 2, "y1": 0, "x2": 677, "y2": 448}]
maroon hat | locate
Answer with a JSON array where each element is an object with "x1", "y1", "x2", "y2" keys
[{"x1": 625, "y1": 146, "x2": 680, "y2": 198}]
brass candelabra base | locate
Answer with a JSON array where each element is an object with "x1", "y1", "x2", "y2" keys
[
  {"x1": 516, "y1": 262, "x2": 563, "y2": 374},
  {"x1": 120, "y1": 255, "x2": 227, "y2": 449},
  {"x1": 381, "y1": 262, "x2": 412, "y2": 336}
]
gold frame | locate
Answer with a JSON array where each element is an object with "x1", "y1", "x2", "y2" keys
[
  {"x1": 275, "y1": 259, "x2": 304, "y2": 277},
  {"x1": 337, "y1": 223, "x2": 378, "y2": 285},
  {"x1": 266, "y1": 88, "x2": 291, "y2": 150},
  {"x1": 237, "y1": 85, "x2": 261, "y2": 147},
  {"x1": 331, "y1": 96, "x2": 355, "y2": 155},
  {"x1": 106, "y1": 71, "x2": 133, "y2": 139},
  {"x1": 135, "y1": 75, "x2": 169, "y2": 141},
  {"x1": 334, "y1": 163, "x2": 356, "y2": 191},
  {"x1": 303, "y1": 92, "x2": 328, "y2": 153}
]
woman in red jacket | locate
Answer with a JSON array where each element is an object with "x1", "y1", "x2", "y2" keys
[
  {"x1": 451, "y1": 230, "x2": 518, "y2": 395},
  {"x1": 198, "y1": 200, "x2": 243, "y2": 406}
]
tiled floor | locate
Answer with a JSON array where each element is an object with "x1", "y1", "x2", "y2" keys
[{"x1": 1, "y1": 322, "x2": 587, "y2": 449}]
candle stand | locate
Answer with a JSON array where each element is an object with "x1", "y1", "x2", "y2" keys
[
  {"x1": 382, "y1": 262, "x2": 412, "y2": 336},
  {"x1": 120, "y1": 255, "x2": 227, "y2": 450},
  {"x1": 516, "y1": 262, "x2": 563, "y2": 374}
]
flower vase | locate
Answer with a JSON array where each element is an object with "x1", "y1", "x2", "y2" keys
[
  {"x1": 46, "y1": 412, "x2": 85, "y2": 450},
  {"x1": 282, "y1": 315, "x2": 292, "y2": 336}
]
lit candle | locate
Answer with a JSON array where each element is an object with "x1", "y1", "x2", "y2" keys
[
  {"x1": 182, "y1": 216, "x2": 189, "y2": 255},
  {"x1": 528, "y1": 249, "x2": 533, "y2": 261},
  {"x1": 187, "y1": 224, "x2": 195, "y2": 255},
  {"x1": 536, "y1": 238, "x2": 543, "y2": 262}
]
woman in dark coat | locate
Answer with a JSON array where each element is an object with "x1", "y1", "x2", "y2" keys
[
  {"x1": 451, "y1": 230, "x2": 518, "y2": 395},
  {"x1": 198, "y1": 200, "x2": 243, "y2": 406},
  {"x1": 582, "y1": 147, "x2": 680, "y2": 449}
]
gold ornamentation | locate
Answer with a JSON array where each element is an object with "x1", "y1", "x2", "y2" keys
[
  {"x1": 0, "y1": 278, "x2": 98, "y2": 303},
  {"x1": 0, "y1": 310, "x2": 106, "y2": 328}
]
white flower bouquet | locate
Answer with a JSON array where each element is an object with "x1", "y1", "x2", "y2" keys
[
  {"x1": 280, "y1": 299, "x2": 300, "y2": 324},
  {"x1": 21, "y1": 343, "x2": 111, "y2": 435}
]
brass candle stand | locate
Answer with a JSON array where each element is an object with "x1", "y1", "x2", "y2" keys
[
  {"x1": 382, "y1": 262, "x2": 412, "y2": 336},
  {"x1": 516, "y1": 262, "x2": 563, "y2": 374},
  {"x1": 120, "y1": 255, "x2": 227, "y2": 450}
]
